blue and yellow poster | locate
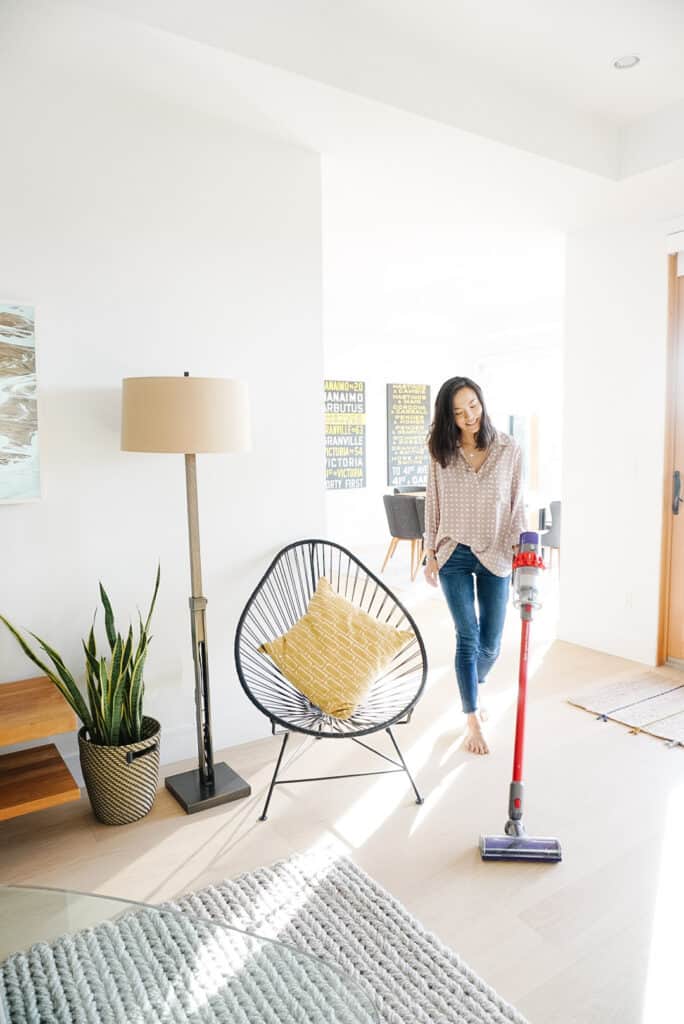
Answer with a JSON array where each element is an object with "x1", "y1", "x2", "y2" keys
[{"x1": 324, "y1": 380, "x2": 366, "y2": 490}]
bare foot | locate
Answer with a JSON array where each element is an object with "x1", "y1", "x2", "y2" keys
[
  {"x1": 479, "y1": 704, "x2": 489, "y2": 722},
  {"x1": 464, "y1": 712, "x2": 490, "y2": 755}
]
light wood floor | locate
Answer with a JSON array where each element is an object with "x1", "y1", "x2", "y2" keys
[{"x1": 2, "y1": 560, "x2": 683, "y2": 1024}]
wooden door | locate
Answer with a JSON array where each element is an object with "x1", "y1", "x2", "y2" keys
[{"x1": 663, "y1": 263, "x2": 684, "y2": 663}]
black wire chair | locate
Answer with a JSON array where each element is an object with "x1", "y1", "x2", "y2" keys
[{"x1": 234, "y1": 539, "x2": 428, "y2": 820}]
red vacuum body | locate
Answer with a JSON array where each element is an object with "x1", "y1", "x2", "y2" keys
[{"x1": 479, "y1": 531, "x2": 562, "y2": 863}]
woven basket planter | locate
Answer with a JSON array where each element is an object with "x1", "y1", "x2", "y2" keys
[{"x1": 78, "y1": 717, "x2": 161, "y2": 825}]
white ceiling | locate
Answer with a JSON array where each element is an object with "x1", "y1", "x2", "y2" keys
[
  {"x1": 75, "y1": 0, "x2": 684, "y2": 178},
  {"x1": 360, "y1": 0, "x2": 684, "y2": 122}
]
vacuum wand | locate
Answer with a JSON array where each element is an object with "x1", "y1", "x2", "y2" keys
[
  {"x1": 479, "y1": 531, "x2": 562, "y2": 863},
  {"x1": 507, "y1": 615, "x2": 530, "y2": 831}
]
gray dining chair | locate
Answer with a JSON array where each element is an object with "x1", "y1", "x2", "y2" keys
[
  {"x1": 541, "y1": 499, "x2": 561, "y2": 569},
  {"x1": 381, "y1": 494, "x2": 424, "y2": 580}
]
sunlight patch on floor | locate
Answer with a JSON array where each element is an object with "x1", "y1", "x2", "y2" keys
[
  {"x1": 341, "y1": 627, "x2": 559, "y2": 845},
  {"x1": 436, "y1": 631, "x2": 554, "y2": 773},
  {"x1": 333, "y1": 690, "x2": 453, "y2": 848},
  {"x1": 409, "y1": 763, "x2": 467, "y2": 836},
  {"x1": 641, "y1": 780, "x2": 684, "y2": 1022}
]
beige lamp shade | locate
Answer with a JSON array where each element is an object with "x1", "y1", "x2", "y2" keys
[{"x1": 121, "y1": 376, "x2": 251, "y2": 454}]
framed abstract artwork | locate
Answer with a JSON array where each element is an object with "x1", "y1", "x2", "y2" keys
[{"x1": 0, "y1": 302, "x2": 40, "y2": 503}]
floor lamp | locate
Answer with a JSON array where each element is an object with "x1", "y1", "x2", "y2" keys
[{"x1": 121, "y1": 374, "x2": 252, "y2": 813}]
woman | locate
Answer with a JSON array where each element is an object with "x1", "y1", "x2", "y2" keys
[{"x1": 424, "y1": 376, "x2": 526, "y2": 755}]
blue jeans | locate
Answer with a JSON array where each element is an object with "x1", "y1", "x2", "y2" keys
[{"x1": 439, "y1": 544, "x2": 510, "y2": 714}]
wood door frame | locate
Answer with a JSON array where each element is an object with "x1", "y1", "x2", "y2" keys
[{"x1": 657, "y1": 254, "x2": 680, "y2": 664}]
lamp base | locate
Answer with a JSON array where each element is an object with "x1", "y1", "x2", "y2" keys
[{"x1": 165, "y1": 762, "x2": 251, "y2": 814}]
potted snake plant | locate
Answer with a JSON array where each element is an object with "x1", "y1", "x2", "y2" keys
[{"x1": 1, "y1": 567, "x2": 161, "y2": 825}]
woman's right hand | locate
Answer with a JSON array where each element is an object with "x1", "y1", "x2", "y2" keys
[{"x1": 424, "y1": 555, "x2": 439, "y2": 587}]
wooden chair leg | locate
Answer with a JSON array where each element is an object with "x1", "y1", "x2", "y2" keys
[
  {"x1": 381, "y1": 537, "x2": 398, "y2": 573},
  {"x1": 410, "y1": 540, "x2": 421, "y2": 581}
]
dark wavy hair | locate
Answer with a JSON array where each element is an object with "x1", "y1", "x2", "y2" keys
[{"x1": 427, "y1": 376, "x2": 496, "y2": 468}]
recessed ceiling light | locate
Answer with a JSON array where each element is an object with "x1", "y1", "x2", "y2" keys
[{"x1": 613, "y1": 55, "x2": 640, "y2": 70}]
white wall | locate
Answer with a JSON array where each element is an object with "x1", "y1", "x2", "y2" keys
[
  {"x1": 561, "y1": 225, "x2": 668, "y2": 663},
  {"x1": 322, "y1": 155, "x2": 566, "y2": 552},
  {"x1": 0, "y1": 3, "x2": 324, "y2": 777}
]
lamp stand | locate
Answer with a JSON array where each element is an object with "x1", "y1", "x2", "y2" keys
[{"x1": 165, "y1": 453, "x2": 251, "y2": 814}]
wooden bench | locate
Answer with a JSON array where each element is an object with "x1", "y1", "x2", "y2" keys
[{"x1": 0, "y1": 676, "x2": 80, "y2": 821}]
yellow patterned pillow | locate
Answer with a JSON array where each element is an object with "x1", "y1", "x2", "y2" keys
[{"x1": 259, "y1": 576, "x2": 414, "y2": 720}]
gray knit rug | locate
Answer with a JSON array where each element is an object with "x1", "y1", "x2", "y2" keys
[{"x1": 1, "y1": 852, "x2": 528, "y2": 1024}]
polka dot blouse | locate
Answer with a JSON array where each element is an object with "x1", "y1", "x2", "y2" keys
[{"x1": 424, "y1": 431, "x2": 527, "y2": 577}]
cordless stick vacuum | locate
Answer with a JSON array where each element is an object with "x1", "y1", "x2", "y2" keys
[{"x1": 479, "y1": 531, "x2": 562, "y2": 863}]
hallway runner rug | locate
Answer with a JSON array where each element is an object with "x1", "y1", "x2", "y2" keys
[
  {"x1": 568, "y1": 671, "x2": 684, "y2": 745},
  {"x1": 1, "y1": 851, "x2": 528, "y2": 1023}
]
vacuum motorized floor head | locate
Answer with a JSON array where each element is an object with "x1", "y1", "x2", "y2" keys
[{"x1": 479, "y1": 833, "x2": 562, "y2": 863}]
